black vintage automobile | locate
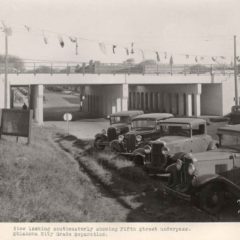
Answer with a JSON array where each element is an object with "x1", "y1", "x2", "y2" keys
[
  {"x1": 228, "y1": 105, "x2": 240, "y2": 124},
  {"x1": 164, "y1": 124, "x2": 240, "y2": 214},
  {"x1": 94, "y1": 110, "x2": 143, "y2": 150},
  {"x1": 110, "y1": 113, "x2": 173, "y2": 154}
]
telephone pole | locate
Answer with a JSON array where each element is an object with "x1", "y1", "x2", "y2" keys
[
  {"x1": 4, "y1": 27, "x2": 9, "y2": 108},
  {"x1": 234, "y1": 35, "x2": 238, "y2": 106},
  {"x1": 1, "y1": 21, "x2": 10, "y2": 108}
]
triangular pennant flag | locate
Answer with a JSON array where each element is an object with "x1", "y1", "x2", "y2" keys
[
  {"x1": 112, "y1": 45, "x2": 117, "y2": 54},
  {"x1": 24, "y1": 25, "x2": 31, "y2": 32},
  {"x1": 125, "y1": 48, "x2": 129, "y2": 56},
  {"x1": 131, "y1": 42, "x2": 134, "y2": 54},
  {"x1": 169, "y1": 55, "x2": 173, "y2": 65},
  {"x1": 164, "y1": 52, "x2": 167, "y2": 59},
  {"x1": 69, "y1": 36, "x2": 77, "y2": 43},
  {"x1": 69, "y1": 36, "x2": 78, "y2": 55},
  {"x1": 42, "y1": 31, "x2": 48, "y2": 44},
  {"x1": 156, "y1": 51, "x2": 160, "y2": 62},
  {"x1": 75, "y1": 40, "x2": 78, "y2": 55},
  {"x1": 195, "y1": 56, "x2": 198, "y2": 63},
  {"x1": 212, "y1": 57, "x2": 216, "y2": 62},
  {"x1": 58, "y1": 36, "x2": 64, "y2": 48},
  {"x1": 140, "y1": 49, "x2": 145, "y2": 60},
  {"x1": 99, "y1": 42, "x2": 107, "y2": 55}
]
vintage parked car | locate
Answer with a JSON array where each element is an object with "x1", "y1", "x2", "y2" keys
[
  {"x1": 228, "y1": 105, "x2": 240, "y2": 124},
  {"x1": 131, "y1": 118, "x2": 215, "y2": 169},
  {"x1": 110, "y1": 113, "x2": 173, "y2": 153},
  {"x1": 165, "y1": 124, "x2": 240, "y2": 214},
  {"x1": 94, "y1": 110, "x2": 143, "y2": 150}
]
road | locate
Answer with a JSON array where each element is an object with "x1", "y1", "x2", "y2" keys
[{"x1": 44, "y1": 89, "x2": 109, "y2": 139}]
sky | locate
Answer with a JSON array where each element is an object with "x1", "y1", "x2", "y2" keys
[{"x1": 0, "y1": 0, "x2": 240, "y2": 64}]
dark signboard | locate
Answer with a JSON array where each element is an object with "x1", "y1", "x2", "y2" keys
[{"x1": 0, "y1": 109, "x2": 33, "y2": 144}]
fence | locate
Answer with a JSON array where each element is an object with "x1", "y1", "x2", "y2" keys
[{"x1": 0, "y1": 61, "x2": 234, "y2": 76}]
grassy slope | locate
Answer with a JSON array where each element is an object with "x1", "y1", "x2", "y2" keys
[
  {"x1": 57, "y1": 135, "x2": 213, "y2": 222},
  {"x1": 0, "y1": 125, "x2": 128, "y2": 222}
]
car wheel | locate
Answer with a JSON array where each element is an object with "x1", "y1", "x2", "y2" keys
[
  {"x1": 199, "y1": 183, "x2": 225, "y2": 214},
  {"x1": 94, "y1": 138, "x2": 105, "y2": 150},
  {"x1": 133, "y1": 155, "x2": 144, "y2": 166},
  {"x1": 110, "y1": 141, "x2": 122, "y2": 153}
]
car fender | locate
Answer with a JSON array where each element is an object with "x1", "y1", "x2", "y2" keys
[
  {"x1": 95, "y1": 133, "x2": 107, "y2": 140},
  {"x1": 192, "y1": 174, "x2": 240, "y2": 198},
  {"x1": 132, "y1": 148, "x2": 146, "y2": 158}
]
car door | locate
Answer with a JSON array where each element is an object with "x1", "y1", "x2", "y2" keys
[{"x1": 190, "y1": 124, "x2": 210, "y2": 153}]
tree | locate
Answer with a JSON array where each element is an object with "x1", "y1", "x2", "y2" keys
[{"x1": 0, "y1": 54, "x2": 25, "y2": 72}]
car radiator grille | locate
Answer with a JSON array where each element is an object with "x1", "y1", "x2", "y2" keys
[
  {"x1": 178, "y1": 165, "x2": 191, "y2": 185},
  {"x1": 107, "y1": 128, "x2": 117, "y2": 141},
  {"x1": 126, "y1": 134, "x2": 136, "y2": 152}
]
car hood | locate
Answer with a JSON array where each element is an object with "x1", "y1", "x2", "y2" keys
[
  {"x1": 110, "y1": 123, "x2": 129, "y2": 129},
  {"x1": 156, "y1": 136, "x2": 188, "y2": 144},
  {"x1": 126, "y1": 129, "x2": 155, "y2": 136},
  {"x1": 192, "y1": 148, "x2": 240, "y2": 176},
  {"x1": 192, "y1": 148, "x2": 238, "y2": 162},
  {"x1": 152, "y1": 136, "x2": 190, "y2": 154}
]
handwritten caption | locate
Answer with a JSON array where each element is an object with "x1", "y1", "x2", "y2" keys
[{"x1": 12, "y1": 225, "x2": 191, "y2": 238}]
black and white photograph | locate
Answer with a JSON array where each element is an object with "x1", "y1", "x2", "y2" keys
[{"x1": 1, "y1": 0, "x2": 240, "y2": 239}]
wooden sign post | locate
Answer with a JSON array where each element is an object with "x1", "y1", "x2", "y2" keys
[
  {"x1": 63, "y1": 113, "x2": 72, "y2": 135},
  {"x1": 0, "y1": 109, "x2": 33, "y2": 144}
]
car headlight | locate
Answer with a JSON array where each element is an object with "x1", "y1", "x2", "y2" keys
[
  {"x1": 144, "y1": 145, "x2": 152, "y2": 154},
  {"x1": 118, "y1": 135, "x2": 124, "y2": 142},
  {"x1": 136, "y1": 135, "x2": 142, "y2": 142},
  {"x1": 101, "y1": 129, "x2": 106, "y2": 135},
  {"x1": 161, "y1": 146, "x2": 169, "y2": 155},
  {"x1": 176, "y1": 159, "x2": 182, "y2": 170},
  {"x1": 188, "y1": 163, "x2": 196, "y2": 175}
]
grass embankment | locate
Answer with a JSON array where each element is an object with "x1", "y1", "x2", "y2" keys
[
  {"x1": 0, "y1": 125, "x2": 128, "y2": 222},
  {"x1": 56, "y1": 134, "x2": 213, "y2": 222}
]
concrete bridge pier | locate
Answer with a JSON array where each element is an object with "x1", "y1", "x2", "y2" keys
[{"x1": 29, "y1": 85, "x2": 44, "y2": 125}]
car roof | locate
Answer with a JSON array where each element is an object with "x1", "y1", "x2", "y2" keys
[
  {"x1": 217, "y1": 124, "x2": 240, "y2": 135},
  {"x1": 132, "y1": 113, "x2": 174, "y2": 121},
  {"x1": 160, "y1": 117, "x2": 206, "y2": 125},
  {"x1": 110, "y1": 110, "x2": 144, "y2": 117}
]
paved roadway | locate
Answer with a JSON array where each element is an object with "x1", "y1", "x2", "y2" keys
[{"x1": 44, "y1": 89, "x2": 109, "y2": 139}]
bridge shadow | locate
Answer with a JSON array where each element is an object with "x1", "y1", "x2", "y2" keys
[{"x1": 44, "y1": 107, "x2": 100, "y2": 121}]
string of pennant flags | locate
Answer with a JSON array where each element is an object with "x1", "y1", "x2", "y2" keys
[{"x1": 1, "y1": 21, "x2": 240, "y2": 64}]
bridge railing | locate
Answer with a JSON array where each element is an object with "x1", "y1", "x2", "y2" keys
[{"x1": 0, "y1": 61, "x2": 234, "y2": 76}]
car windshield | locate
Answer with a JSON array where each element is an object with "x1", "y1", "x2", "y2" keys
[
  {"x1": 131, "y1": 119, "x2": 156, "y2": 130},
  {"x1": 220, "y1": 135, "x2": 240, "y2": 151},
  {"x1": 110, "y1": 116, "x2": 130, "y2": 124},
  {"x1": 232, "y1": 106, "x2": 240, "y2": 112},
  {"x1": 159, "y1": 123, "x2": 191, "y2": 137}
]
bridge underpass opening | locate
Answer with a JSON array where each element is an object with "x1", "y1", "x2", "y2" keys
[
  {"x1": 43, "y1": 85, "x2": 104, "y2": 122},
  {"x1": 128, "y1": 84, "x2": 202, "y2": 117}
]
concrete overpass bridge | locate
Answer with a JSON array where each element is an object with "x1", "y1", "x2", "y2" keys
[{"x1": 0, "y1": 61, "x2": 236, "y2": 124}]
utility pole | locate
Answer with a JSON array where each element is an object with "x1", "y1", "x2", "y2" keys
[
  {"x1": 1, "y1": 21, "x2": 10, "y2": 108},
  {"x1": 234, "y1": 35, "x2": 238, "y2": 106}
]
